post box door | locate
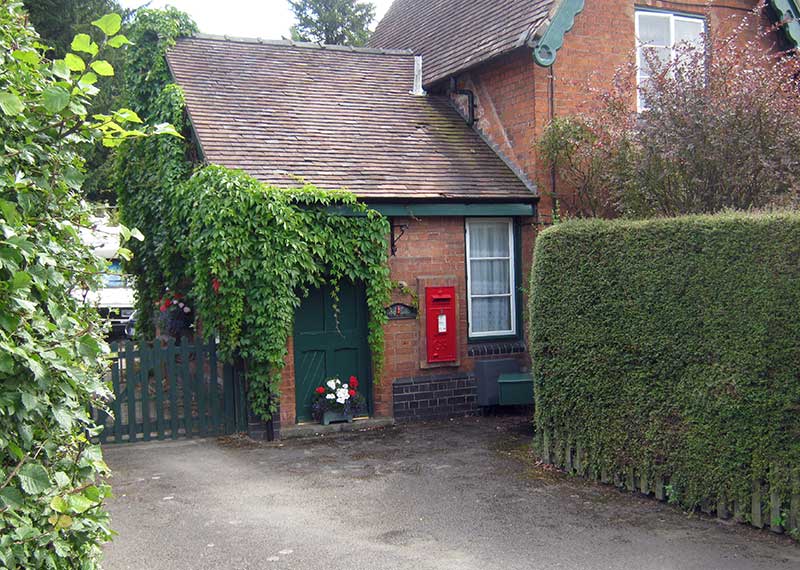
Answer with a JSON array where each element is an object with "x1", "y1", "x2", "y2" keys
[{"x1": 425, "y1": 286, "x2": 457, "y2": 362}]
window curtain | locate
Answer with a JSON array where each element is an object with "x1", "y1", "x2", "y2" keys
[{"x1": 469, "y1": 221, "x2": 512, "y2": 334}]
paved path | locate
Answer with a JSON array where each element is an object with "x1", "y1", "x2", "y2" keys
[{"x1": 102, "y1": 416, "x2": 799, "y2": 570}]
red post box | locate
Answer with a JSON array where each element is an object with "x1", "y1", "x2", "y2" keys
[{"x1": 425, "y1": 286, "x2": 457, "y2": 363}]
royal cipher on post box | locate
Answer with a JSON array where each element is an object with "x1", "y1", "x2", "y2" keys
[{"x1": 425, "y1": 286, "x2": 457, "y2": 363}]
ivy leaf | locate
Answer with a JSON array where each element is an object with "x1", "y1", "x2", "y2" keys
[
  {"x1": 6, "y1": 441, "x2": 23, "y2": 461},
  {"x1": 63, "y1": 166, "x2": 85, "y2": 190},
  {"x1": 130, "y1": 228, "x2": 145, "y2": 241},
  {"x1": 11, "y1": 271, "x2": 31, "y2": 291},
  {"x1": 18, "y1": 464, "x2": 50, "y2": 495},
  {"x1": 79, "y1": 72, "x2": 98, "y2": 87},
  {"x1": 113, "y1": 108, "x2": 142, "y2": 124},
  {"x1": 153, "y1": 122, "x2": 182, "y2": 138},
  {"x1": 69, "y1": 100, "x2": 88, "y2": 117},
  {"x1": 68, "y1": 494, "x2": 94, "y2": 514},
  {"x1": 107, "y1": 34, "x2": 132, "y2": 48},
  {"x1": 0, "y1": 352, "x2": 15, "y2": 374},
  {"x1": 12, "y1": 49, "x2": 39, "y2": 65},
  {"x1": 64, "y1": 53, "x2": 85, "y2": 72},
  {"x1": 102, "y1": 136, "x2": 123, "y2": 148},
  {"x1": 52, "y1": 59, "x2": 71, "y2": 80},
  {"x1": 0, "y1": 199, "x2": 20, "y2": 224},
  {"x1": 50, "y1": 496, "x2": 68, "y2": 514},
  {"x1": 77, "y1": 335, "x2": 102, "y2": 358},
  {"x1": 53, "y1": 471, "x2": 70, "y2": 488},
  {"x1": 0, "y1": 92, "x2": 24, "y2": 116},
  {"x1": 117, "y1": 247, "x2": 133, "y2": 261},
  {"x1": 48, "y1": 514, "x2": 73, "y2": 530},
  {"x1": 15, "y1": 526, "x2": 39, "y2": 541},
  {"x1": 20, "y1": 391, "x2": 37, "y2": 411},
  {"x1": 83, "y1": 486, "x2": 101, "y2": 502},
  {"x1": 42, "y1": 86, "x2": 71, "y2": 114},
  {"x1": 90, "y1": 60, "x2": 114, "y2": 77},
  {"x1": 0, "y1": 487, "x2": 24, "y2": 509},
  {"x1": 71, "y1": 33, "x2": 99, "y2": 56},
  {"x1": 52, "y1": 406, "x2": 74, "y2": 430},
  {"x1": 92, "y1": 14, "x2": 122, "y2": 36}
]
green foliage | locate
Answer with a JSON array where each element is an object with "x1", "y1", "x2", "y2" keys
[
  {"x1": 289, "y1": 0, "x2": 375, "y2": 46},
  {"x1": 529, "y1": 212, "x2": 800, "y2": 514},
  {"x1": 538, "y1": 14, "x2": 800, "y2": 218},
  {"x1": 114, "y1": 8, "x2": 392, "y2": 420},
  {"x1": 120, "y1": 7, "x2": 197, "y2": 117},
  {"x1": 113, "y1": 8, "x2": 197, "y2": 337},
  {"x1": 0, "y1": 4, "x2": 171, "y2": 567},
  {"x1": 22, "y1": 0, "x2": 126, "y2": 58},
  {"x1": 23, "y1": 0, "x2": 132, "y2": 203},
  {"x1": 537, "y1": 116, "x2": 619, "y2": 218},
  {"x1": 126, "y1": 165, "x2": 392, "y2": 420}
]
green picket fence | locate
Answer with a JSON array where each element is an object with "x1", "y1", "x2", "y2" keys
[
  {"x1": 539, "y1": 427, "x2": 800, "y2": 538},
  {"x1": 96, "y1": 339, "x2": 248, "y2": 443}
]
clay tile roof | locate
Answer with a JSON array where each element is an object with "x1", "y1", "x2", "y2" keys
[
  {"x1": 369, "y1": 0, "x2": 556, "y2": 87},
  {"x1": 166, "y1": 36, "x2": 536, "y2": 202}
]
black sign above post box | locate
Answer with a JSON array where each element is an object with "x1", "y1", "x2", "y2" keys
[{"x1": 386, "y1": 303, "x2": 418, "y2": 320}]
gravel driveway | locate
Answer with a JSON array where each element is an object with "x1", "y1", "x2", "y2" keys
[{"x1": 102, "y1": 416, "x2": 799, "y2": 570}]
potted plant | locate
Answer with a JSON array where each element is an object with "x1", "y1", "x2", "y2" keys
[
  {"x1": 312, "y1": 376, "x2": 366, "y2": 425},
  {"x1": 156, "y1": 291, "x2": 193, "y2": 339}
]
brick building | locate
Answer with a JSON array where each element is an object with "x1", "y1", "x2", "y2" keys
[
  {"x1": 371, "y1": 0, "x2": 799, "y2": 222},
  {"x1": 166, "y1": 0, "x2": 799, "y2": 436}
]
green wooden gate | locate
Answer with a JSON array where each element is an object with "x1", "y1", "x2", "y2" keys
[
  {"x1": 293, "y1": 281, "x2": 372, "y2": 422},
  {"x1": 96, "y1": 340, "x2": 248, "y2": 443}
]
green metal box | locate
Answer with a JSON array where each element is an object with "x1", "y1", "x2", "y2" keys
[{"x1": 497, "y1": 372, "x2": 534, "y2": 406}]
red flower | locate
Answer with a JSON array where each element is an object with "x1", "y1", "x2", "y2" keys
[
  {"x1": 349, "y1": 376, "x2": 359, "y2": 388},
  {"x1": 348, "y1": 389, "x2": 356, "y2": 397},
  {"x1": 315, "y1": 386, "x2": 326, "y2": 395},
  {"x1": 164, "y1": 298, "x2": 172, "y2": 308},
  {"x1": 212, "y1": 278, "x2": 221, "y2": 294}
]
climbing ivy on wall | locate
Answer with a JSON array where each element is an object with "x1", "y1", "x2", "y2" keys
[
  {"x1": 163, "y1": 167, "x2": 391, "y2": 418},
  {"x1": 114, "y1": 7, "x2": 196, "y2": 338},
  {"x1": 114, "y1": 9, "x2": 391, "y2": 419}
]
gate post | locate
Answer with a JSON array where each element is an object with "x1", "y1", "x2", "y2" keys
[
  {"x1": 234, "y1": 356, "x2": 279, "y2": 441},
  {"x1": 246, "y1": 401, "x2": 279, "y2": 441}
]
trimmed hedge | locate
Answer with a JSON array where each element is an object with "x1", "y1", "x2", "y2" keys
[{"x1": 529, "y1": 212, "x2": 800, "y2": 519}]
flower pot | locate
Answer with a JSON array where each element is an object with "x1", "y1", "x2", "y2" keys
[{"x1": 322, "y1": 410, "x2": 353, "y2": 426}]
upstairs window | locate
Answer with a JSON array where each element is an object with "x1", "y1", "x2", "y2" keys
[
  {"x1": 466, "y1": 218, "x2": 516, "y2": 338},
  {"x1": 635, "y1": 9, "x2": 705, "y2": 110}
]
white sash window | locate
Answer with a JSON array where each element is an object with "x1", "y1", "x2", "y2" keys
[
  {"x1": 466, "y1": 218, "x2": 516, "y2": 338},
  {"x1": 635, "y1": 9, "x2": 705, "y2": 111}
]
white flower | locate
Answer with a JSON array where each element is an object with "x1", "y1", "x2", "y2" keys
[
  {"x1": 326, "y1": 379, "x2": 337, "y2": 390},
  {"x1": 325, "y1": 393, "x2": 335, "y2": 400},
  {"x1": 342, "y1": 383, "x2": 348, "y2": 390},
  {"x1": 335, "y1": 387, "x2": 350, "y2": 404},
  {"x1": 178, "y1": 302, "x2": 185, "y2": 308},
  {"x1": 183, "y1": 307, "x2": 190, "y2": 313}
]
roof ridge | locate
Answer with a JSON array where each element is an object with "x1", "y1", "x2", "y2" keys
[{"x1": 187, "y1": 33, "x2": 414, "y2": 56}]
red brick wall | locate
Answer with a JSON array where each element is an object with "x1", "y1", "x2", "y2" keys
[
  {"x1": 452, "y1": 0, "x2": 777, "y2": 223},
  {"x1": 279, "y1": 215, "x2": 536, "y2": 425},
  {"x1": 278, "y1": 2, "x2": 774, "y2": 427}
]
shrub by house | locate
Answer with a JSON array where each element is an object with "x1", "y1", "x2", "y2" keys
[
  {"x1": 529, "y1": 212, "x2": 800, "y2": 534},
  {"x1": 0, "y1": 6, "x2": 174, "y2": 567}
]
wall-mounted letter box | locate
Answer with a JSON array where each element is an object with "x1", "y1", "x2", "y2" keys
[{"x1": 425, "y1": 286, "x2": 457, "y2": 363}]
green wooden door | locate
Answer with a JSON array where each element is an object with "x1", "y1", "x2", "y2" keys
[{"x1": 293, "y1": 281, "x2": 371, "y2": 422}]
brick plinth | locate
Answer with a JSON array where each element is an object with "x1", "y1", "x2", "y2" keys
[{"x1": 393, "y1": 374, "x2": 478, "y2": 423}]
